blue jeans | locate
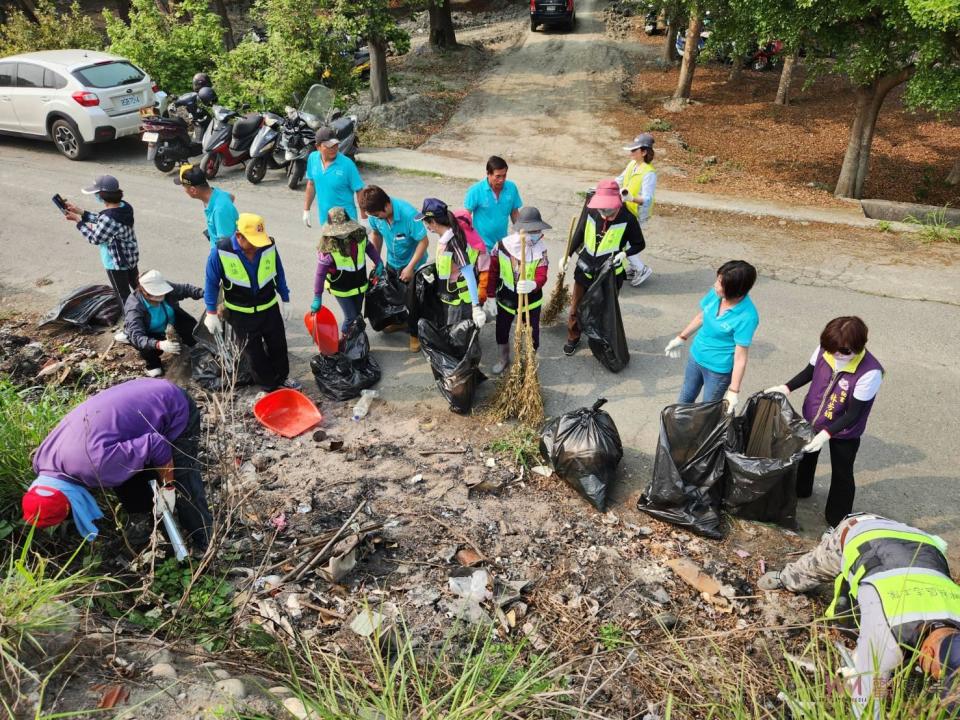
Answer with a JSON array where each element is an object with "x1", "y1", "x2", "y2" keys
[
  {"x1": 335, "y1": 295, "x2": 364, "y2": 332},
  {"x1": 678, "y1": 355, "x2": 732, "y2": 403}
]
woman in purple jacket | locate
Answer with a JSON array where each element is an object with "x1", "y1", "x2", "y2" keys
[{"x1": 766, "y1": 316, "x2": 883, "y2": 527}]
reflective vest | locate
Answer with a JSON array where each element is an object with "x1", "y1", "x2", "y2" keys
[
  {"x1": 621, "y1": 160, "x2": 655, "y2": 219},
  {"x1": 496, "y1": 244, "x2": 543, "y2": 315},
  {"x1": 582, "y1": 215, "x2": 629, "y2": 278},
  {"x1": 436, "y1": 242, "x2": 479, "y2": 306},
  {"x1": 217, "y1": 239, "x2": 279, "y2": 314},
  {"x1": 325, "y1": 237, "x2": 368, "y2": 298},
  {"x1": 827, "y1": 517, "x2": 960, "y2": 648}
]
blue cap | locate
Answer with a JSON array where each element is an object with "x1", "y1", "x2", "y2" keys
[{"x1": 414, "y1": 198, "x2": 448, "y2": 222}]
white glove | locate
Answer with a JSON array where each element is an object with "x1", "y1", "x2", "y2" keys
[
  {"x1": 204, "y1": 312, "x2": 223, "y2": 336},
  {"x1": 757, "y1": 571, "x2": 784, "y2": 591},
  {"x1": 516, "y1": 279, "x2": 537, "y2": 295},
  {"x1": 483, "y1": 297, "x2": 498, "y2": 318},
  {"x1": 302, "y1": 210, "x2": 312, "y2": 228},
  {"x1": 558, "y1": 256, "x2": 569, "y2": 274},
  {"x1": 472, "y1": 304, "x2": 486, "y2": 329},
  {"x1": 612, "y1": 251, "x2": 627, "y2": 267},
  {"x1": 154, "y1": 483, "x2": 176, "y2": 516},
  {"x1": 664, "y1": 336, "x2": 685, "y2": 359},
  {"x1": 621, "y1": 191, "x2": 638, "y2": 204},
  {"x1": 804, "y1": 429, "x2": 831, "y2": 454},
  {"x1": 723, "y1": 389, "x2": 739, "y2": 415},
  {"x1": 281, "y1": 301, "x2": 292, "y2": 322},
  {"x1": 157, "y1": 340, "x2": 181, "y2": 355},
  {"x1": 765, "y1": 384, "x2": 791, "y2": 396}
]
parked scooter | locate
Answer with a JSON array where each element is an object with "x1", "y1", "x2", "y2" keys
[
  {"x1": 278, "y1": 108, "x2": 316, "y2": 190},
  {"x1": 748, "y1": 39, "x2": 784, "y2": 70},
  {"x1": 198, "y1": 104, "x2": 260, "y2": 179},
  {"x1": 140, "y1": 87, "x2": 213, "y2": 173},
  {"x1": 245, "y1": 111, "x2": 288, "y2": 184},
  {"x1": 281, "y1": 84, "x2": 358, "y2": 190}
]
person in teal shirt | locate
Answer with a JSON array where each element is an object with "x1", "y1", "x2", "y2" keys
[
  {"x1": 302, "y1": 128, "x2": 364, "y2": 228},
  {"x1": 664, "y1": 260, "x2": 759, "y2": 415},
  {"x1": 463, "y1": 155, "x2": 523, "y2": 251},
  {"x1": 174, "y1": 164, "x2": 239, "y2": 249},
  {"x1": 359, "y1": 185, "x2": 429, "y2": 282}
]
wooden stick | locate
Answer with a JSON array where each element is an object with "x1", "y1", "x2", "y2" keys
[{"x1": 275, "y1": 500, "x2": 365, "y2": 587}]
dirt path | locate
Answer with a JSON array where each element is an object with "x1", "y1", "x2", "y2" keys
[{"x1": 420, "y1": 0, "x2": 635, "y2": 173}]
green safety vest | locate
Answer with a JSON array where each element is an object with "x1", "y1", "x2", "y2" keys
[
  {"x1": 217, "y1": 242, "x2": 279, "y2": 314},
  {"x1": 496, "y1": 245, "x2": 543, "y2": 315},
  {"x1": 827, "y1": 518, "x2": 960, "y2": 647},
  {"x1": 436, "y1": 243, "x2": 479, "y2": 306},
  {"x1": 325, "y1": 236, "x2": 369, "y2": 298},
  {"x1": 621, "y1": 160, "x2": 655, "y2": 219},
  {"x1": 582, "y1": 215, "x2": 629, "y2": 278}
]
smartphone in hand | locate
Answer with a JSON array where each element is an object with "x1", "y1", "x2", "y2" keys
[{"x1": 52, "y1": 194, "x2": 68, "y2": 214}]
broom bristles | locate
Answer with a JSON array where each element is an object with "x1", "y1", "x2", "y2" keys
[{"x1": 540, "y1": 270, "x2": 570, "y2": 326}]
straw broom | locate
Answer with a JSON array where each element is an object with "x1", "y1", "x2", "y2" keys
[{"x1": 540, "y1": 215, "x2": 577, "y2": 326}]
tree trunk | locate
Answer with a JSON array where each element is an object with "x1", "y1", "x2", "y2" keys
[
  {"x1": 774, "y1": 49, "x2": 798, "y2": 105},
  {"x1": 945, "y1": 158, "x2": 960, "y2": 186},
  {"x1": 153, "y1": 0, "x2": 170, "y2": 14},
  {"x1": 663, "y1": 19, "x2": 680, "y2": 63},
  {"x1": 14, "y1": 0, "x2": 38, "y2": 22},
  {"x1": 369, "y1": 37, "x2": 392, "y2": 106},
  {"x1": 673, "y1": 13, "x2": 702, "y2": 100},
  {"x1": 428, "y1": 0, "x2": 458, "y2": 50},
  {"x1": 834, "y1": 68, "x2": 912, "y2": 199},
  {"x1": 727, "y1": 61, "x2": 742, "y2": 84},
  {"x1": 212, "y1": 0, "x2": 234, "y2": 50},
  {"x1": 114, "y1": 0, "x2": 132, "y2": 21}
]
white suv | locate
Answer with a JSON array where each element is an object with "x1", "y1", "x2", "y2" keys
[{"x1": 0, "y1": 49, "x2": 156, "y2": 160}]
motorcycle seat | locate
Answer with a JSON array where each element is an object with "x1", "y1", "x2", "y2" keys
[{"x1": 232, "y1": 113, "x2": 261, "y2": 140}]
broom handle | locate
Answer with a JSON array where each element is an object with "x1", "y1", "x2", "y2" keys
[
  {"x1": 518, "y1": 231, "x2": 528, "y2": 329},
  {"x1": 560, "y1": 214, "x2": 577, "y2": 269}
]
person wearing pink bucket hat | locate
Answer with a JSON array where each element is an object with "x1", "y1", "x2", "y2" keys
[{"x1": 561, "y1": 179, "x2": 645, "y2": 356}]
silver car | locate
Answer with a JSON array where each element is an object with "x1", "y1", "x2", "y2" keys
[{"x1": 0, "y1": 49, "x2": 155, "y2": 160}]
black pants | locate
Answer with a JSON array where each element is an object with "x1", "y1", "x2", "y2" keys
[
  {"x1": 796, "y1": 437, "x2": 861, "y2": 527},
  {"x1": 227, "y1": 303, "x2": 289, "y2": 389},
  {"x1": 106, "y1": 267, "x2": 139, "y2": 315},
  {"x1": 112, "y1": 392, "x2": 212, "y2": 549},
  {"x1": 137, "y1": 307, "x2": 199, "y2": 370}
]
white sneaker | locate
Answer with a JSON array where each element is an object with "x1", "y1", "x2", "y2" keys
[
  {"x1": 114, "y1": 331, "x2": 129, "y2": 344},
  {"x1": 492, "y1": 357, "x2": 510, "y2": 375},
  {"x1": 630, "y1": 265, "x2": 653, "y2": 287},
  {"x1": 145, "y1": 367, "x2": 163, "y2": 378}
]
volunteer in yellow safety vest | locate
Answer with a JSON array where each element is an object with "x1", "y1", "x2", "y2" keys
[
  {"x1": 561, "y1": 179, "x2": 645, "y2": 357},
  {"x1": 760, "y1": 513, "x2": 960, "y2": 719},
  {"x1": 415, "y1": 198, "x2": 488, "y2": 329},
  {"x1": 311, "y1": 207, "x2": 385, "y2": 333},
  {"x1": 203, "y1": 213, "x2": 299, "y2": 390},
  {"x1": 616, "y1": 133, "x2": 657, "y2": 287},
  {"x1": 484, "y1": 207, "x2": 551, "y2": 374}
]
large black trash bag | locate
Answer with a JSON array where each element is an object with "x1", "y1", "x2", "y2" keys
[
  {"x1": 365, "y1": 267, "x2": 409, "y2": 332},
  {"x1": 576, "y1": 259, "x2": 629, "y2": 373},
  {"x1": 408, "y1": 263, "x2": 445, "y2": 331},
  {"x1": 418, "y1": 318, "x2": 485, "y2": 414},
  {"x1": 310, "y1": 317, "x2": 381, "y2": 401},
  {"x1": 190, "y1": 321, "x2": 255, "y2": 391},
  {"x1": 539, "y1": 398, "x2": 623, "y2": 511},
  {"x1": 723, "y1": 392, "x2": 814, "y2": 529},
  {"x1": 638, "y1": 400, "x2": 731, "y2": 539},
  {"x1": 39, "y1": 285, "x2": 121, "y2": 328}
]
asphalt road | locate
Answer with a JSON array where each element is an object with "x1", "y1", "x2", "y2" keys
[{"x1": 1, "y1": 133, "x2": 958, "y2": 559}]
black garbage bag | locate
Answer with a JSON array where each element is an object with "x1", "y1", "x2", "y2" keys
[
  {"x1": 637, "y1": 401, "x2": 731, "y2": 539},
  {"x1": 723, "y1": 392, "x2": 814, "y2": 529},
  {"x1": 365, "y1": 267, "x2": 409, "y2": 332},
  {"x1": 39, "y1": 285, "x2": 121, "y2": 328},
  {"x1": 418, "y1": 318, "x2": 485, "y2": 414},
  {"x1": 576, "y1": 259, "x2": 629, "y2": 373},
  {"x1": 408, "y1": 263, "x2": 445, "y2": 332},
  {"x1": 190, "y1": 322, "x2": 255, "y2": 391},
  {"x1": 539, "y1": 398, "x2": 623, "y2": 511},
  {"x1": 310, "y1": 317, "x2": 381, "y2": 401}
]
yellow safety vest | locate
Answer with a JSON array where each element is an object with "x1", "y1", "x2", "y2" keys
[
  {"x1": 621, "y1": 160, "x2": 655, "y2": 219},
  {"x1": 495, "y1": 246, "x2": 543, "y2": 315},
  {"x1": 583, "y1": 215, "x2": 629, "y2": 278},
  {"x1": 436, "y1": 243, "x2": 479, "y2": 306},
  {"x1": 325, "y1": 236, "x2": 369, "y2": 298},
  {"x1": 218, "y1": 243, "x2": 279, "y2": 314}
]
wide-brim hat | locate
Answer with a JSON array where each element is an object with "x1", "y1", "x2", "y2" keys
[
  {"x1": 320, "y1": 207, "x2": 363, "y2": 238},
  {"x1": 513, "y1": 206, "x2": 552, "y2": 232},
  {"x1": 587, "y1": 179, "x2": 623, "y2": 210}
]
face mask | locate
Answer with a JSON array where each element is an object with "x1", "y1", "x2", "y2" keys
[
  {"x1": 832, "y1": 352, "x2": 855, "y2": 366},
  {"x1": 526, "y1": 232, "x2": 542, "y2": 243},
  {"x1": 95, "y1": 194, "x2": 105, "y2": 205}
]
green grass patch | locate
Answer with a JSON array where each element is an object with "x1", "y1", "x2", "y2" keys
[
  {"x1": 645, "y1": 118, "x2": 673, "y2": 132},
  {"x1": 905, "y1": 207, "x2": 960, "y2": 245},
  {"x1": 877, "y1": 220, "x2": 893, "y2": 232},
  {"x1": 487, "y1": 425, "x2": 542, "y2": 469}
]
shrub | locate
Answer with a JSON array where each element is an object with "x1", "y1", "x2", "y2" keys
[
  {"x1": 104, "y1": 0, "x2": 224, "y2": 95},
  {"x1": 0, "y1": 0, "x2": 103, "y2": 57}
]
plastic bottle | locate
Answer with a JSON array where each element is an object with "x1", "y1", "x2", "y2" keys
[{"x1": 352, "y1": 389, "x2": 379, "y2": 421}]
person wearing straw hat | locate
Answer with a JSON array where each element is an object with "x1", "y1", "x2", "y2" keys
[
  {"x1": 21, "y1": 378, "x2": 212, "y2": 553},
  {"x1": 123, "y1": 269, "x2": 204, "y2": 377},
  {"x1": 485, "y1": 207, "x2": 551, "y2": 374},
  {"x1": 311, "y1": 206, "x2": 385, "y2": 333},
  {"x1": 561, "y1": 179, "x2": 644, "y2": 357},
  {"x1": 203, "y1": 213, "x2": 298, "y2": 391},
  {"x1": 617, "y1": 133, "x2": 657, "y2": 286}
]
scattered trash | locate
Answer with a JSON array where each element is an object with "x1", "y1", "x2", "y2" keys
[
  {"x1": 253, "y1": 575, "x2": 284, "y2": 592},
  {"x1": 407, "y1": 473, "x2": 423, "y2": 485},
  {"x1": 94, "y1": 683, "x2": 129, "y2": 709},
  {"x1": 734, "y1": 549, "x2": 752, "y2": 559},
  {"x1": 448, "y1": 568, "x2": 492, "y2": 623},
  {"x1": 576, "y1": 259, "x2": 629, "y2": 373},
  {"x1": 484, "y1": 457, "x2": 496, "y2": 468},
  {"x1": 312, "y1": 429, "x2": 327, "y2": 442},
  {"x1": 784, "y1": 652, "x2": 817, "y2": 674},
  {"x1": 419, "y1": 318, "x2": 486, "y2": 415},
  {"x1": 540, "y1": 398, "x2": 623, "y2": 511},
  {"x1": 310, "y1": 317, "x2": 381, "y2": 401},
  {"x1": 39, "y1": 285, "x2": 121, "y2": 328},
  {"x1": 455, "y1": 547, "x2": 484, "y2": 567},
  {"x1": 666, "y1": 557, "x2": 721, "y2": 597},
  {"x1": 364, "y1": 267, "x2": 409, "y2": 331},
  {"x1": 296, "y1": 503, "x2": 312, "y2": 514},
  {"x1": 352, "y1": 389, "x2": 379, "y2": 421},
  {"x1": 270, "y1": 513, "x2": 287, "y2": 531},
  {"x1": 530, "y1": 465, "x2": 553, "y2": 477}
]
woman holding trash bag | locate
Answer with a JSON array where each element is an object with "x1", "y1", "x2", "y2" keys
[
  {"x1": 665, "y1": 260, "x2": 758, "y2": 414},
  {"x1": 765, "y1": 316, "x2": 883, "y2": 528},
  {"x1": 562, "y1": 179, "x2": 645, "y2": 357},
  {"x1": 415, "y1": 198, "x2": 488, "y2": 329},
  {"x1": 311, "y1": 207, "x2": 385, "y2": 333},
  {"x1": 485, "y1": 207, "x2": 550, "y2": 374}
]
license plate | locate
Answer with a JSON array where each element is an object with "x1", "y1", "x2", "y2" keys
[
  {"x1": 120, "y1": 94, "x2": 140, "y2": 108},
  {"x1": 548, "y1": 5, "x2": 559, "y2": 10},
  {"x1": 142, "y1": 131, "x2": 158, "y2": 142}
]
